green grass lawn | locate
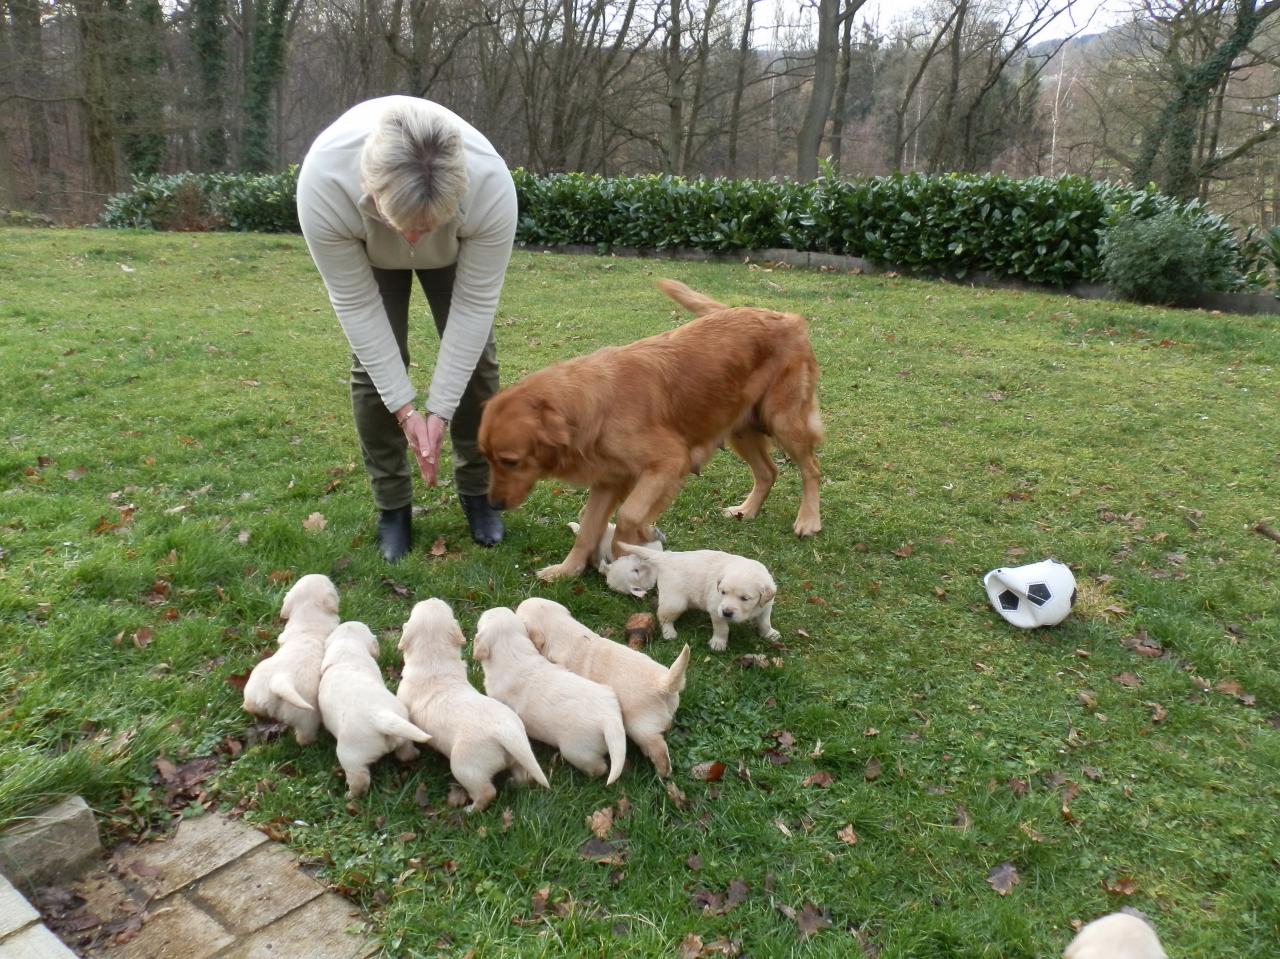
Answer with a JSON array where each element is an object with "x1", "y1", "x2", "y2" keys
[{"x1": 1, "y1": 228, "x2": 1277, "y2": 958}]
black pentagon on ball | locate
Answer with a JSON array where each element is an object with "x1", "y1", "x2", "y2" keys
[
  {"x1": 1026, "y1": 583, "x2": 1052, "y2": 607},
  {"x1": 998, "y1": 589, "x2": 1020, "y2": 611}
]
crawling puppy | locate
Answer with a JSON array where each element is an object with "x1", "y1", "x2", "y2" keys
[
  {"x1": 474, "y1": 607, "x2": 627, "y2": 783},
  {"x1": 516, "y1": 597, "x2": 689, "y2": 777},
  {"x1": 317, "y1": 621, "x2": 430, "y2": 798},
  {"x1": 569, "y1": 520, "x2": 664, "y2": 597},
  {"x1": 1064, "y1": 912, "x2": 1167, "y2": 958},
  {"x1": 619, "y1": 544, "x2": 779, "y2": 652},
  {"x1": 397, "y1": 599, "x2": 549, "y2": 812},
  {"x1": 242, "y1": 573, "x2": 340, "y2": 746}
]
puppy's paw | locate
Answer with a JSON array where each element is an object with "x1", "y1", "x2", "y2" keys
[
  {"x1": 708, "y1": 636, "x2": 728, "y2": 652},
  {"x1": 661, "y1": 623, "x2": 678, "y2": 641},
  {"x1": 762, "y1": 627, "x2": 781, "y2": 642}
]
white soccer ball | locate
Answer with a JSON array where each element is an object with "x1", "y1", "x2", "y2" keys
[{"x1": 983, "y1": 558, "x2": 1077, "y2": 629}]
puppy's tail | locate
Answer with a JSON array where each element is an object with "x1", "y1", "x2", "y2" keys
[
  {"x1": 616, "y1": 541, "x2": 663, "y2": 562},
  {"x1": 268, "y1": 673, "x2": 314, "y2": 712},
  {"x1": 505, "y1": 728, "x2": 551, "y2": 789},
  {"x1": 604, "y1": 708, "x2": 628, "y2": 785},
  {"x1": 372, "y1": 710, "x2": 431, "y2": 743},
  {"x1": 657, "y1": 279, "x2": 728, "y2": 317},
  {"x1": 664, "y1": 644, "x2": 691, "y2": 695}
]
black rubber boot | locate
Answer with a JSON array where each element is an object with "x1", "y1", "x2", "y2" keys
[
  {"x1": 376, "y1": 506, "x2": 412, "y2": 563},
  {"x1": 459, "y1": 493, "x2": 504, "y2": 547}
]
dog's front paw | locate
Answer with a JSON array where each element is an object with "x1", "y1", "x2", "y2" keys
[
  {"x1": 762, "y1": 627, "x2": 781, "y2": 642},
  {"x1": 537, "y1": 560, "x2": 585, "y2": 582},
  {"x1": 661, "y1": 623, "x2": 678, "y2": 640},
  {"x1": 708, "y1": 636, "x2": 728, "y2": 652},
  {"x1": 793, "y1": 514, "x2": 822, "y2": 537}
]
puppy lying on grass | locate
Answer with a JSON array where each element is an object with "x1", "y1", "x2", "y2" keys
[
  {"x1": 317, "y1": 621, "x2": 430, "y2": 798},
  {"x1": 516, "y1": 597, "x2": 689, "y2": 777},
  {"x1": 397, "y1": 599, "x2": 549, "y2": 812},
  {"x1": 568, "y1": 520, "x2": 664, "y2": 598},
  {"x1": 242, "y1": 573, "x2": 340, "y2": 746},
  {"x1": 618, "y1": 544, "x2": 779, "y2": 652},
  {"x1": 1064, "y1": 912, "x2": 1167, "y2": 959},
  {"x1": 474, "y1": 607, "x2": 627, "y2": 784}
]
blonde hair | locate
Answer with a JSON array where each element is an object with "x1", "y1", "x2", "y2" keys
[{"x1": 360, "y1": 103, "x2": 469, "y2": 232}]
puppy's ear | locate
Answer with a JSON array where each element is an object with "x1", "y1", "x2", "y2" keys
[
  {"x1": 471, "y1": 627, "x2": 491, "y2": 661},
  {"x1": 535, "y1": 400, "x2": 571, "y2": 450},
  {"x1": 322, "y1": 584, "x2": 340, "y2": 616},
  {"x1": 396, "y1": 625, "x2": 410, "y2": 653},
  {"x1": 526, "y1": 623, "x2": 547, "y2": 652},
  {"x1": 450, "y1": 624, "x2": 467, "y2": 648},
  {"x1": 280, "y1": 585, "x2": 297, "y2": 620},
  {"x1": 760, "y1": 583, "x2": 776, "y2": 603},
  {"x1": 366, "y1": 631, "x2": 381, "y2": 658}
]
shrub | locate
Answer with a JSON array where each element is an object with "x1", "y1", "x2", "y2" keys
[
  {"x1": 100, "y1": 168, "x2": 299, "y2": 233},
  {"x1": 1101, "y1": 209, "x2": 1244, "y2": 305}
]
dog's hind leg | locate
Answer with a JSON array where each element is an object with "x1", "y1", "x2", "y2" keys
[
  {"x1": 764, "y1": 373, "x2": 823, "y2": 537},
  {"x1": 723, "y1": 429, "x2": 777, "y2": 520},
  {"x1": 540, "y1": 485, "x2": 623, "y2": 581}
]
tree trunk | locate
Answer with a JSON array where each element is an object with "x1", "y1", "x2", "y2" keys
[
  {"x1": 191, "y1": 0, "x2": 228, "y2": 170},
  {"x1": 240, "y1": 0, "x2": 291, "y2": 172},
  {"x1": 827, "y1": 8, "x2": 854, "y2": 174},
  {"x1": 77, "y1": 0, "x2": 119, "y2": 198},
  {"x1": 666, "y1": 0, "x2": 684, "y2": 173},
  {"x1": 9, "y1": 0, "x2": 51, "y2": 180},
  {"x1": 796, "y1": 0, "x2": 839, "y2": 180},
  {"x1": 726, "y1": 0, "x2": 755, "y2": 178}
]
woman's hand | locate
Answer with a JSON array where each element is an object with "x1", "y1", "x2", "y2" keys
[{"x1": 397, "y1": 406, "x2": 448, "y2": 486}]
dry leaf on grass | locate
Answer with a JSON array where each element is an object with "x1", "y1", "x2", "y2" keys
[
  {"x1": 302, "y1": 512, "x2": 327, "y2": 532},
  {"x1": 587, "y1": 806, "x2": 614, "y2": 839},
  {"x1": 986, "y1": 862, "x2": 1020, "y2": 896},
  {"x1": 690, "y1": 761, "x2": 727, "y2": 782},
  {"x1": 837, "y1": 824, "x2": 858, "y2": 845}
]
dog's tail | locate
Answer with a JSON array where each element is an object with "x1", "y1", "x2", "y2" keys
[
  {"x1": 664, "y1": 644, "x2": 691, "y2": 695},
  {"x1": 268, "y1": 673, "x2": 314, "y2": 712},
  {"x1": 372, "y1": 710, "x2": 431, "y2": 743},
  {"x1": 504, "y1": 727, "x2": 551, "y2": 788},
  {"x1": 657, "y1": 279, "x2": 727, "y2": 316},
  {"x1": 603, "y1": 707, "x2": 628, "y2": 785}
]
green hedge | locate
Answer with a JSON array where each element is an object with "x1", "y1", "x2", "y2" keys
[{"x1": 101, "y1": 168, "x2": 1246, "y2": 290}]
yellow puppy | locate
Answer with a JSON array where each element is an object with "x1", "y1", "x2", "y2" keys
[
  {"x1": 474, "y1": 607, "x2": 627, "y2": 784},
  {"x1": 242, "y1": 574, "x2": 340, "y2": 745},
  {"x1": 397, "y1": 599, "x2": 549, "y2": 812},
  {"x1": 515, "y1": 598, "x2": 689, "y2": 777}
]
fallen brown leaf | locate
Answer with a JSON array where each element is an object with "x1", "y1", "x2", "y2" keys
[
  {"x1": 665, "y1": 781, "x2": 692, "y2": 811},
  {"x1": 1103, "y1": 876, "x2": 1139, "y2": 896},
  {"x1": 986, "y1": 862, "x2": 1020, "y2": 896},
  {"x1": 837, "y1": 824, "x2": 858, "y2": 845},
  {"x1": 429, "y1": 535, "x2": 448, "y2": 557},
  {"x1": 302, "y1": 512, "x2": 327, "y2": 532},
  {"x1": 587, "y1": 806, "x2": 614, "y2": 840},
  {"x1": 691, "y1": 761, "x2": 727, "y2": 782},
  {"x1": 864, "y1": 757, "x2": 883, "y2": 782},
  {"x1": 1112, "y1": 672, "x2": 1142, "y2": 688},
  {"x1": 803, "y1": 772, "x2": 835, "y2": 788}
]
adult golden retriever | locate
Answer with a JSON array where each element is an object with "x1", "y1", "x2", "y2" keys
[{"x1": 478, "y1": 280, "x2": 822, "y2": 581}]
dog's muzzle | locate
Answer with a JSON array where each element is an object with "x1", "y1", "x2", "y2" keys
[{"x1": 720, "y1": 607, "x2": 736, "y2": 620}]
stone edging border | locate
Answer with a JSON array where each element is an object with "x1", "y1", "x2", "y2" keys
[{"x1": 518, "y1": 243, "x2": 1280, "y2": 317}]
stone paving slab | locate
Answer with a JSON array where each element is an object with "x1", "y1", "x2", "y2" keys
[
  {"x1": 0, "y1": 797, "x2": 102, "y2": 889},
  {"x1": 215, "y1": 893, "x2": 378, "y2": 959},
  {"x1": 114, "y1": 812, "x2": 267, "y2": 900},
  {"x1": 0, "y1": 872, "x2": 39, "y2": 938},
  {"x1": 109, "y1": 895, "x2": 235, "y2": 959},
  {"x1": 1, "y1": 921, "x2": 80, "y2": 958},
  {"x1": 188, "y1": 842, "x2": 322, "y2": 936}
]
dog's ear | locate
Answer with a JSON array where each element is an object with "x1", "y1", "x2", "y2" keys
[
  {"x1": 471, "y1": 626, "x2": 491, "y2": 661},
  {"x1": 322, "y1": 583, "x2": 340, "y2": 616},
  {"x1": 450, "y1": 623, "x2": 467, "y2": 648},
  {"x1": 526, "y1": 623, "x2": 546, "y2": 652},
  {"x1": 534, "y1": 400, "x2": 571, "y2": 450},
  {"x1": 396, "y1": 627, "x2": 410, "y2": 653},
  {"x1": 759, "y1": 583, "x2": 776, "y2": 604},
  {"x1": 366, "y1": 629, "x2": 382, "y2": 658},
  {"x1": 280, "y1": 584, "x2": 297, "y2": 620}
]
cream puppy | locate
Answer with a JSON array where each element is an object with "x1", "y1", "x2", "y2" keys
[
  {"x1": 397, "y1": 599, "x2": 549, "y2": 812},
  {"x1": 318, "y1": 621, "x2": 430, "y2": 798},
  {"x1": 1064, "y1": 912, "x2": 1168, "y2": 959},
  {"x1": 242, "y1": 573, "x2": 340, "y2": 745},
  {"x1": 568, "y1": 521, "x2": 664, "y2": 598},
  {"x1": 618, "y1": 544, "x2": 779, "y2": 652},
  {"x1": 515, "y1": 597, "x2": 689, "y2": 777},
  {"x1": 474, "y1": 607, "x2": 627, "y2": 784}
]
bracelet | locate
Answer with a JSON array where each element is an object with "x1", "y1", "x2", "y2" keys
[
  {"x1": 427, "y1": 411, "x2": 450, "y2": 427},
  {"x1": 395, "y1": 408, "x2": 420, "y2": 428}
]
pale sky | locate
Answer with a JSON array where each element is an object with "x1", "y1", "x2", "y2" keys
[{"x1": 754, "y1": 0, "x2": 1133, "y2": 45}]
